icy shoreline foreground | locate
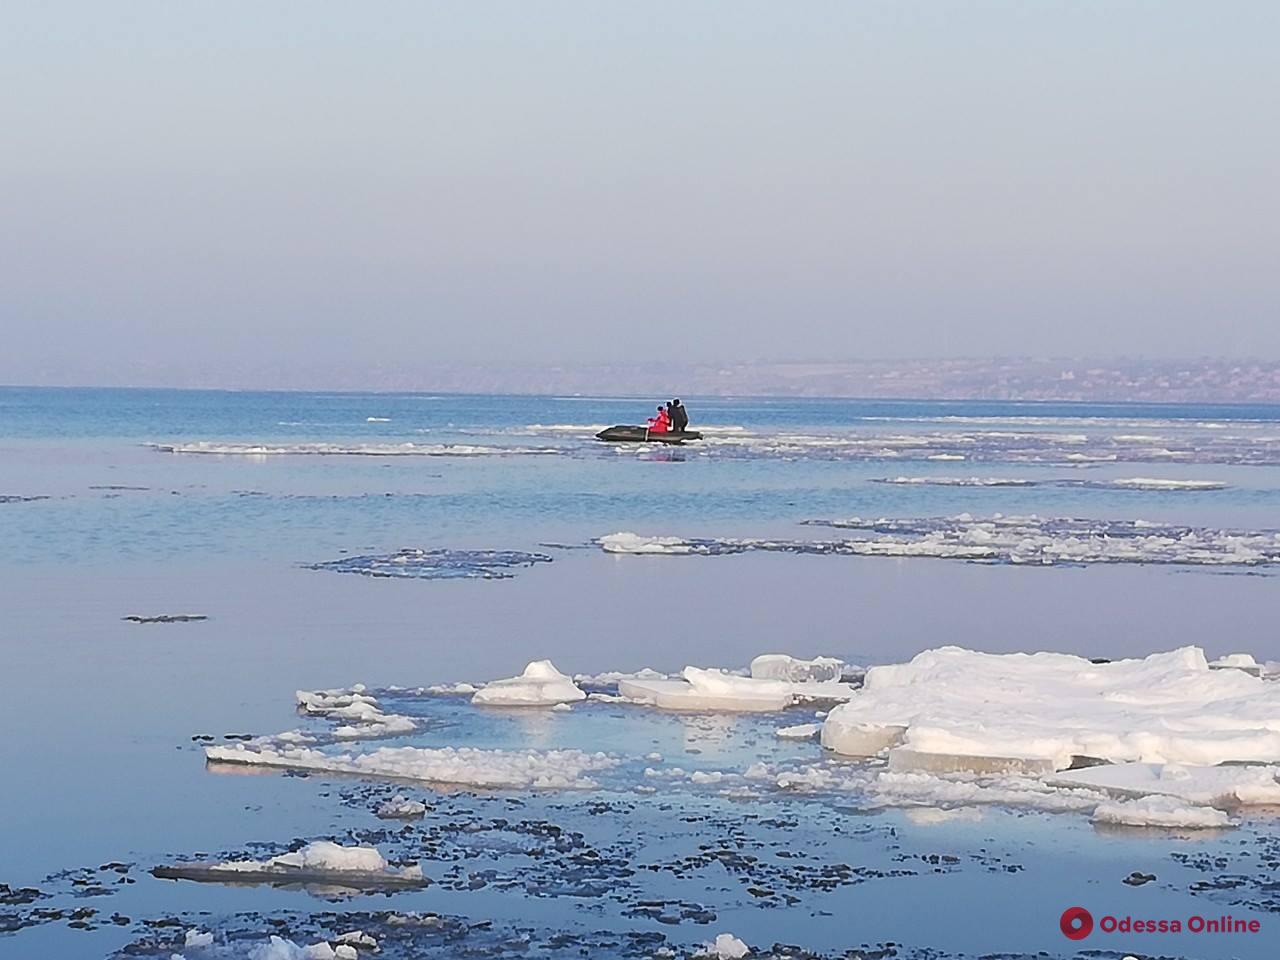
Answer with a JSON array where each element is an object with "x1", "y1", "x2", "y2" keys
[{"x1": 201, "y1": 646, "x2": 1280, "y2": 833}]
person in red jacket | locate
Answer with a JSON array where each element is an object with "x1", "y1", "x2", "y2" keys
[{"x1": 647, "y1": 405, "x2": 671, "y2": 433}]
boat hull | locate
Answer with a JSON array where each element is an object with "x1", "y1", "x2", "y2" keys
[{"x1": 595, "y1": 425, "x2": 703, "y2": 444}]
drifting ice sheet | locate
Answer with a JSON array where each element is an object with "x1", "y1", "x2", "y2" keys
[
  {"x1": 601, "y1": 515, "x2": 1280, "y2": 568},
  {"x1": 206, "y1": 743, "x2": 618, "y2": 789},
  {"x1": 821, "y1": 646, "x2": 1280, "y2": 770}
]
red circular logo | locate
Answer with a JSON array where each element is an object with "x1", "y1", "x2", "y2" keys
[{"x1": 1060, "y1": 906, "x2": 1094, "y2": 940}]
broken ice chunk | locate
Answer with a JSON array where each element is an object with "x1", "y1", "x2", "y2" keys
[
  {"x1": 750, "y1": 654, "x2": 844, "y2": 684},
  {"x1": 619, "y1": 668, "x2": 793, "y2": 712},
  {"x1": 696, "y1": 933, "x2": 750, "y2": 958},
  {"x1": 153, "y1": 841, "x2": 426, "y2": 890},
  {"x1": 1092, "y1": 795, "x2": 1234, "y2": 830},
  {"x1": 471, "y1": 660, "x2": 586, "y2": 706}
]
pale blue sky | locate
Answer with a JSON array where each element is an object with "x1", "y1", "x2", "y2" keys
[{"x1": 2, "y1": 2, "x2": 1277, "y2": 386}]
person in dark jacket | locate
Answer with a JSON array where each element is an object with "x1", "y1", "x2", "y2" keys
[{"x1": 668, "y1": 399, "x2": 689, "y2": 433}]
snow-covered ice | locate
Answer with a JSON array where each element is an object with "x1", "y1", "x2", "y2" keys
[
  {"x1": 750, "y1": 654, "x2": 844, "y2": 683},
  {"x1": 471, "y1": 660, "x2": 586, "y2": 706},
  {"x1": 1092, "y1": 795, "x2": 1234, "y2": 830},
  {"x1": 696, "y1": 933, "x2": 750, "y2": 958},
  {"x1": 619, "y1": 668, "x2": 796, "y2": 712},
  {"x1": 821, "y1": 646, "x2": 1280, "y2": 770},
  {"x1": 1050, "y1": 762, "x2": 1280, "y2": 806}
]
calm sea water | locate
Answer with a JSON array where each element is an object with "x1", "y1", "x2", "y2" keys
[{"x1": 2, "y1": 388, "x2": 1279, "y2": 959}]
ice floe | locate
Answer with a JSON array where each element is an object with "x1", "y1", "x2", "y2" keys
[
  {"x1": 1091, "y1": 795, "x2": 1234, "y2": 830},
  {"x1": 375, "y1": 796, "x2": 428, "y2": 819},
  {"x1": 696, "y1": 933, "x2": 750, "y2": 958},
  {"x1": 821, "y1": 646, "x2": 1280, "y2": 770},
  {"x1": 1049, "y1": 762, "x2": 1280, "y2": 806},
  {"x1": 750, "y1": 654, "x2": 845, "y2": 683},
  {"x1": 471, "y1": 660, "x2": 587, "y2": 706},
  {"x1": 602, "y1": 514, "x2": 1280, "y2": 568},
  {"x1": 306, "y1": 548, "x2": 553, "y2": 580},
  {"x1": 775, "y1": 723, "x2": 822, "y2": 740},
  {"x1": 206, "y1": 743, "x2": 618, "y2": 789},
  {"x1": 153, "y1": 841, "x2": 425, "y2": 889}
]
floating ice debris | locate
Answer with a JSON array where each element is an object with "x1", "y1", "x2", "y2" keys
[
  {"x1": 750, "y1": 654, "x2": 844, "y2": 684},
  {"x1": 772, "y1": 763, "x2": 1108, "y2": 815},
  {"x1": 184, "y1": 929, "x2": 214, "y2": 948},
  {"x1": 293, "y1": 686, "x2": 416, "y2": 742},
  {"x1": 775, "y1": 724, "x2": 821, "y2": 740},
  {"x1": 602, "y1": 514, "x2": 1280, "y2": 568},
  {"x1": 1049, "y1": 762, "x2": 1280, "y2": 806},
  {"x1": 873, "y1": 476, "x2": 1035, "y2": 487},
  {"x1": 1091, "y1": 795, "x2": 1234, "y2": 830},
  {"x1": 421, "y1": 681, "x2": 481, "y2": 695},
  {"x1": 122, "y1": 614, "x2": 208, "y2": 624},
  {"x1": 334, "y1": 931, "x2": 377, "y2": 949},
  {"x1": 206, "y1": 743, "x2": 618, "y2": 789},
  {"x1": 149, "y1": 441, "x2": 559, "y2": 457},
  {"x1": 242, "y1": 936, "x2": 350, "y2": 960},
  {"x1": 572, "y1": 667, "x2": 670, "y2": 687},
  {"x1": 821, "y1": 646, "x2": 1280, "y2": 771},
  {"x1": 1106, "y1": 477, "x2": 1227, "y2": 490},
  {"x1": 0, "y1": 494, "x2": 52, "y2": 503},
  {"x1": 871, "y1": 476, "x2": 1227, "y2": 491},
  {"x1": 696, "y1": 933, "x2": 750, "y2": 958},
  {"x1": 375, "y1": 796, "x2": 427, "y2": 819},
  {"x1": 471, "y1": 660, "x2": 586, "y2": 707},
  {"x1": 1209, "y1": 653, "x2": 1263, "y2": 676},
  {"x1": 153, "y1": 841, "x2": 425, "y2": 889},
  {"x1": 307, "y1": 548, "x2": 553, "y2": 580}
]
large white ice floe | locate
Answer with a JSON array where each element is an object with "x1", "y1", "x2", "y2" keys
[
  {"x1": 205, "y1": 743, "x2": 618, "y2": 789},
  {"x1": 153, "y1": 841, "x2": 425, "y2": 889},
  {"x1": 471, "y1": 660, "x2": 586, "y2": 706},
  {"x1": 599, "y1": 515, "x2": 1280, "y2": 567},
  {"x1": 821, "y1": 646, "x2": 1280, "y2": 771}
]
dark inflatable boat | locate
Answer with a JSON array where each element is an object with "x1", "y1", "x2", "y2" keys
[{"x1": 596, "y1": 425, "x2": 703, "y2": 444}]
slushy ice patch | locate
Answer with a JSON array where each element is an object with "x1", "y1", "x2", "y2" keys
[{"x1": 306, "y1": 549, "x2": 552, "y2": 580}]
